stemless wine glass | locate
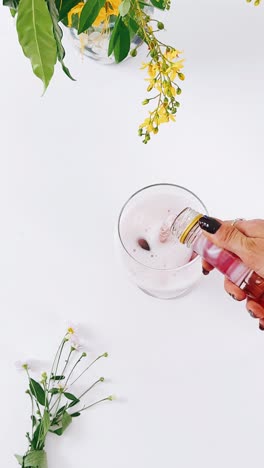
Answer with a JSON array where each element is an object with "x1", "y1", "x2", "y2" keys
[{"x1": 117, "y1": 184, "x2": 208, "y2": 299}]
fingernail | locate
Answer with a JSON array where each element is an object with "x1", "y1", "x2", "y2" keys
[
  {"x1": 202, "y1": 267, "x2": 209, "y2": 276},
  {"x1": 248, "y1": 310, "x2": 257, "y2": 318},
  {"x1": 199, "y1": 216, "x2": 221, "y2": 234},
  {"x1": 259, "y1": 323, "x2": 264, "y2": 331},
  {"x1": 229, "y1": 293, "x2": 238, "y2": 301}
]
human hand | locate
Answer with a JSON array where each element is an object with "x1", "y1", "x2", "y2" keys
[{"x1": 199, "y1": 217, "x2": 264, "y2": 329}]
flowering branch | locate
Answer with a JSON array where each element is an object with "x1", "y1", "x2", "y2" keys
[{"x1": 15, "y1": 326, "x2": 113, "y2": 468}]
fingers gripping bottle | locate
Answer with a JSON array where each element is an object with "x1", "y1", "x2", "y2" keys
[{"x1": 171, "y1": 208, "x2": 264, "y2": 306}]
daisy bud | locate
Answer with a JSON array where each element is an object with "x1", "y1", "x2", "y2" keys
[
  {"x1": 103, "y1": 352, "x2": 108, "y2": 358},
  {"x1": 176, "y1": 88, "x2": 182, "y2": 95},
  {"x1": 130, "y1": 49, "x2": 137, "y2": 57},
  {"x1": 100, "y1": 377, "x2": 105, "y2": 382},
  {"x1": 157, "y1": 22, "x2": 164, "y2": 30},
  {"x1": 142, "y1": 99, "x2": 149, "y2": 105}
]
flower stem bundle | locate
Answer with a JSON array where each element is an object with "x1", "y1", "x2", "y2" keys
[{"x1": 15, "y1": 326, "x2": 112, "y2": 468}]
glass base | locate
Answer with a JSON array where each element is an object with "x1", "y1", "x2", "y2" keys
[{"x1": 138, "y1": 284, "x2": 198, "y2": 300}]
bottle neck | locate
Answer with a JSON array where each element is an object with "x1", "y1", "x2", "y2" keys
[{"x1": 171, "y1": 208, "x2": 203, "y2": 248}]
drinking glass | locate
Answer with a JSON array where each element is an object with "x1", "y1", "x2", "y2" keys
[{"x1": 117, "y1": 183, "x2": 208, "y2": 299}]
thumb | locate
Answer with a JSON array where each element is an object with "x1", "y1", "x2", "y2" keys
[{"x1": 198, "y1": 216, "x2": 254, "y2": 265}]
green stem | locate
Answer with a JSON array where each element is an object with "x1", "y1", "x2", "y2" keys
[
  {"x1": 68, "y1": 354, "x2": 107, "y2": 388},
  {"x1": 50, "y1": 348, "x2": 74, "y2": 414},
  {"x1": 75, "y1": 397, "x2": 111, "y2": 413},
  {"x1": 78, "y1": 378, "x2": 103, "y2": 400},
  {"x1": 63, "y1": 353, "x2": 84, "y2": 389},
  {"x1": 48, "y1": 338, "x2": 67, "y2": 393}
]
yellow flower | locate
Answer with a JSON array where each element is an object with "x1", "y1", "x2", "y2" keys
[
  {"x1": 93, "y1": 0, "x2": 121, "y2": 26},
  {"x1": 139, "y1": 117, "x2": 154, "y2": 133},
  {"x1": 68, "y1": 2, "x2": 84, "y2": 28},
  {"x1": 68, "y1": 0, "x2": 121, "y2": 29},
  {"x1": 165, "y1": 49, "x2": 182, "y2": 61},
  {"x1": 148, "y1": 64, "x2": 157, "y2": 78},
  {"x1": 170, "y1": 59, "x2": 184, "y2": 71}
]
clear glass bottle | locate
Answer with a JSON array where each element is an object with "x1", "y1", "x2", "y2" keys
[{"x1": 171, "y1": 207, "x2": 264, "y2": 306}]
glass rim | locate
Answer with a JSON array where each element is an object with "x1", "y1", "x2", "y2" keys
[{"x1": 117, "y1": 183, "x2": 208, "y2": 272}]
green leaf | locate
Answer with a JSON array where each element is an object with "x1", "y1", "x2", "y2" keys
[
  {"x1": 31, "y1": 412, "x2": 50, "y2": 450},
  {"x1": 68, "y1": 398, "x2": 80, "y2": 408},
  {"x1": 56, "y1": 405, "x2": 66, "y2": 415},
  {"x1": 62, "y1": 411, "x2": 72, "y2": 432},
  {"x1": 50, "y1": 375, "x2": 65, "y2": 381},
  {"x1": 31, "y1": 415, "x2": 37, "y2": 426},
  {"x1": 31, "y1": 423, "x2": 41, "y2": 450},
  {"x1": 128, "y1": 17, "x2": 140, "y2": 36},
  {"x1": 40, "y1": 410, "x2": 50, "y2": 439},
  {"x1": 70, "y1": 411, "x2": 81, "y2": 417},
  {"x1": 149, "y1": 0, "x2": 166, "y2": 9},
  {"x1": 3, "y1": 0, "x2": 18, "y2": 8},
  {"x1": 58, "y1": 0, "x2": 79, "y2": 20},
  {"x1": 78, "y1": 0, "x2": 105, "y2": 34},
  {"x1": 24, "y1": 450, "x2": 47, "y2": 468},
  {"x1": 108, "y1": 15, "x2": 121, "y2": 56},
  {"x1": 64, "y1": 392, "x2": 79, "y2": 402},
  {"x1": 114, "y1": 18, "x2": 130, "y2": 63},
  {"x1": 14, "y1": 454, "x2": 23, "y2": 465},
  {"x1": 49, "y1": 388, "x2": 59, "y2": 394},
  {"x1": 16, "y1": 0, "x2": 57, "y2": 92},
  {"x1": 47, "y1": 0, "x2": 75, "y2": 80},
  {"x1": 50, "y1": 411, "x2": 72, "y2": 435},
  {"x1": 29, "y1": 379, "x2": 46, "y2": 406},
  {"x1": 119, "y1": 0, "x2": 130, "y2": 16}
]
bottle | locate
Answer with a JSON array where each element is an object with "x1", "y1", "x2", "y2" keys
[{"x1": 170, "y1": 207, "x2": 264, "y2": 306}]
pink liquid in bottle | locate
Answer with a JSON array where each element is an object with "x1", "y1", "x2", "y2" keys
[{"x1": 170, "y1": 208, "x2": 264, "y2": 306}]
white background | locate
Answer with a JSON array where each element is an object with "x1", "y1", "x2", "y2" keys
[{"x1": 0, "y1": 0, "x2": 264, "y2": 466}]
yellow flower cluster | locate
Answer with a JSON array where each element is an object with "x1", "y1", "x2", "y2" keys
[
  {"x1": 67, "y1": 0, "x2": 121, "y2": 28},
  {"x1": 139, "y1": 48, "x2": 185, "y2": 143},
  {"x1": 94, "y1": 0, "x2": 121, "y2": 26},
  {"x1": 67, "y1": 2, "x2": 84, "y2": 27}
]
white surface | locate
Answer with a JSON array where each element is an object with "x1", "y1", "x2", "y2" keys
[{"x1": 0, "y1": 0, "x2": 264, "y2": 466}]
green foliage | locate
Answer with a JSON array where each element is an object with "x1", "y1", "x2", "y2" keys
[
  {"x1": 24, "y1": 450, "x2": 48, "y2": 468},
  {"x1": 16, "y1": 0, "x2": 57, "y2": 91},
  {"x1": 114, "y1": 18, "x2": 130, "y2": 62},
  {"x1": 108, "y1": 16, "x2": 130, "y2": 62},
  {"x1": 14, "y1": 454, "x2": 23, "y2": 465},
  {"x1": 50, "y1": 375, "x2": 65, "y2": 380},
  {"x1": 15, "y1": 329, "x2": 112, "y2": 466},
  {"x1": 58, "y1": 0, "x2": 80, "y2": 20},
  {"x1": 78, "y1": 0, "x2": 105, "y2": 33},
  {"x1": 29, "y1": 379, "x2": 46, "y2": 406},
  {"x1": 47, "y1": 0, "x2": 75, "y2": 80},
  {"x1": 149, "y1": 0, "x2": 166, "y2": 9},
  {"x1": 119, "y1": 0, "x2": 130, "y2": 16},
  {"x1": 3, "y1": 0, "x2": 19, "y2": 8}
]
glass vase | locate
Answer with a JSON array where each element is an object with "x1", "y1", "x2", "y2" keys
[{"x1": 69, "y1": 9, "x2": 153, "y2": 64}]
